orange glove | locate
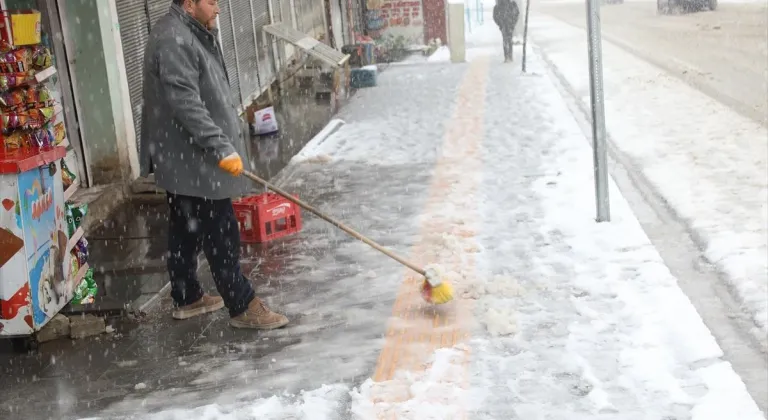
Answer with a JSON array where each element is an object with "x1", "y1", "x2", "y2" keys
[{"x1": 218, "y1": 153, "x2": 243, "y2": 176}]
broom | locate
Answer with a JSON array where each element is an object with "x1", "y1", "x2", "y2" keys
[{"x1": 242, "y1": 170, "x2": 455, "y2": 305}]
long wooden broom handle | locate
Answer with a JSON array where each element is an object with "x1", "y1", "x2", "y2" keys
[{"x1": 242, "y1": 170, "x2": 426, "y2": 276}]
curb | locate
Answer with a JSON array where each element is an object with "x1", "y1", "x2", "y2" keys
[
  {"x1": 136, "y1": 282, "x2": 170, "y2": 314},
  {"x1": 288, "y1": 118, "x2": 346, "y2": 164},
  {"x1": 135, "y1": 253, "x2": 206, "y2": 314}
]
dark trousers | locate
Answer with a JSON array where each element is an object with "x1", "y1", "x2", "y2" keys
[
  {"x1": 502, "y1": 31, "x2": 514, "y2": 61},
  {"x1": 167, "y1": 193, "x2": 255, "y2": 317}
]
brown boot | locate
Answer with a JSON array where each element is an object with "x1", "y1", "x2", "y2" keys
[
  {"x1": 172, "y1": 294, "x2": 224, "y2": 320},
  {"x1": 229, "y1": 297, "x2": 289, "y2": 330}
]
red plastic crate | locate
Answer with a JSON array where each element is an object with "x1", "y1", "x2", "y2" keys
[{"x1": 233, "y1": 192, "x2": 302, "y2": 243}]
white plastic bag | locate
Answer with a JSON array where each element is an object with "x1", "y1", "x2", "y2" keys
[{"x1": 252, "y1": 106, "x2": 279, "y2": 135}]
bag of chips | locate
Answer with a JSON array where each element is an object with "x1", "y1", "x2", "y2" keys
[
  {"x1": 70, "y1": 251, "x2": 80, "y2": 278},
  {"x1": 53, "y1": 122, "x2": 66, "y2": 145},
  {"x1": 0, "y1": 72, "x2": 33, "y2": 92},
  {"x1": 71, "y1": 203, "x2": 87, "y2": 230},
  {"x1": 31, "y1": 127, "x2": 54, "y2": 148},
  {"x1": 74, "y1": 237, "x2": 88, "y2": 266},
  {"x1": 0, "y1": 48, "x2": 32, "y2": 73},
  {"x1": 0, "y1": 88, "x2": 25, "y2": 108},
  {"x1": 0, "y1": 85, "x2": 53, "y2": 110},
  {"x1": 31, "y1": 46, "x2": 52, "y2": 70},
  {"x1": 61, "y1": 159, "x2": 76, "y2": 188},
  {"x1": 65, "y1": 202, "x2": 75, "y2": 237},
  {"x1": 72, "y1": 268, "x2": 97, "y2": 305},
  {"x1": 3, "y1": 130, "x2": 32, "y2": 150}
]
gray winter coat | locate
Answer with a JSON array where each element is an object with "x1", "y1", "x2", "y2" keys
[{"x1": 139, "y1": 3, "x2": 249, "y2": 200}]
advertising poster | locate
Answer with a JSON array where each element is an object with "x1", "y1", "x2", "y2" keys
[
  {"x1": 0, "y1": 177, "x2": 31, "y2": 334},
  {"x1": 17, "y1": 164, "x2": 68, "y2": 327},
  {"x1": 366, "y1": 0, "x2": 424, "y2": 43}
]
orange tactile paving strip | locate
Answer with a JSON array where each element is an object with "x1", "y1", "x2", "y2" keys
[{"x1": 370, "y1": 57, "x2": 490, "y2": 417}]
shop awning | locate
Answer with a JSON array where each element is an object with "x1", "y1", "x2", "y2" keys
[{"x1": 263, "y1": 23, "x2": 350, "y2": 67}]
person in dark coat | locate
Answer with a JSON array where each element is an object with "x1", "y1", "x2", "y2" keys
[
  {"x1": 140, "y1": 0, "x2": 289, "y2": 330},
  {"x1": 493, "y1": 0, "x2": 520, "y2": 62}
]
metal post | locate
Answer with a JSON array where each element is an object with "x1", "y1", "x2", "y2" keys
[
  {"x1": 586, "y1": 0, "x2": 611, "y2": 222},
  {"x1": 521, "y1": 0, "x2": 531, "y2": 72},
  {"x1": 466, "y1": 6, "x2": 471, "y2": 33}
]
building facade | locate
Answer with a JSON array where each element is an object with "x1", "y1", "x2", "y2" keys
[{"x1": 3, "y1": 0, "x2": 362, "y2": 192}]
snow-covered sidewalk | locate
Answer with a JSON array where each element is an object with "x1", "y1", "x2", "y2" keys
[
  {"x1": 84, "y1": 19, "x2": 763, "y2": 420},
  {"x1": 529, "y1": 13, "x2": 768, "y2": 345}
]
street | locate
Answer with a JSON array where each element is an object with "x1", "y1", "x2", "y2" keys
[
  {"x1": 537, "y1": 0, "x2": 768, "y2": 125},
  {"x1": 0, "y1": 4, "x2": 765, "y2": 419}
]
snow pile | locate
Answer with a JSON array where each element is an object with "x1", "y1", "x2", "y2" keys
[
  {"x1": 349, "y1": 346, "x2": 470, "y2": 420},
  {"x1": 291, "y1": 153, "x2": 334, "y2": 165},
  {"x1": 136, "y1": 385, "x2": 349, "y2": 420},
  {"x1": 483, "y1": 307, "x2": 519, "y2": 337},
  {"x1": 462, "y1": 273, "x2": 524, "y2": 300},
  {"x1": 427, "y1": 46, "x2": 450, "y2": 63}
]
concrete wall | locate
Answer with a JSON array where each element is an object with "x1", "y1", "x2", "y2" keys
[
  {"x1": 446, "y1": 0, "x2": 465, "y2": 62},
  {"x1": 58, "y1": 0, "x2": 138, "y2": 185}
]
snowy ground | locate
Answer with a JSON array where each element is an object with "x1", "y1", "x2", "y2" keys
[
  {"x1": 528, "y1": 11, "x2": 768, "y2": 347},
  {"x1": 81, "y1": 13, "x2": 765, "y2": 420}
]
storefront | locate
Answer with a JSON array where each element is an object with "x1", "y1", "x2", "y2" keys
[
  {"x1": 365, "y1": 0, "x2": 426, "y2": 44},
  {"x1": 0, "y1": 1, "x2": 94, "y2": 338},
  {"x1": 3, "y1": 0, "x2": 85, "y2": 185},
  {"x1": 116, "y1": 0, "x2": 279, "y2": 140}
]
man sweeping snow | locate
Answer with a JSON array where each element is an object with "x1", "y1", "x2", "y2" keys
[
  {"x1": 493, "y1": 0, "x2": 520, "y2": 62},
  {"x1": 139, "y1": 0, "x2": 288, "y2": 329}
]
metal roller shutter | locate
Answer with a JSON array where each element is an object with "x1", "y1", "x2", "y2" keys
[
  {"x1": 231, "y1": 0, "x2": 260, "y2": 105},
  {"x1": 279, "y1": 0, "x2": 293, "y2": 26},
  {"x1": 252, "y1": 0, "x2": 273, "y2": 88},
  {"x1": 147, "y1": 0, "x2": 171, "y2": 29},
  {"x1": 297, "y1": 0, "x2": 314, "y2": 33},
  {"x1": 116, "y1": 0, "x2": 151, "y2": 151},
  {"x1": 349, "y1": 0, "x2": 364, "y2": 39},
  {"x1": 277, "y1": 0, "x2": 297, "y2": 69},
  {"x1": 313, "y1": 0, "x2": 326, "y2": 37},
  {"x1": 218, "y1": 0, "x2": 242, "y2": 105}
]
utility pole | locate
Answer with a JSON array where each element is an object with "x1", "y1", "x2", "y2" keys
[{"x1": 586, "y1": 0, "x2": 610, "y2": 222}]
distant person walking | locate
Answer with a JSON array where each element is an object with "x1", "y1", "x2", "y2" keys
[
  {"x1": 493, "y1": 0, "x2": 520, "y2": 62},
  {"x1": 139, "y1": 0, "x2": 289, "y2": 330}
]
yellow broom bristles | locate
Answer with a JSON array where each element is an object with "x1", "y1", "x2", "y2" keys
[{"x1": 420, "y1": 280, "x2": 455, "y2": 305}]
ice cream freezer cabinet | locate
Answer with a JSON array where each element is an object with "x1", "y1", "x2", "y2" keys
[{"x1": 0, "y1": 146, "x2": 84, "y2": 337}]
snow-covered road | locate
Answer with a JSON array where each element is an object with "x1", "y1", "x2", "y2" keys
[
  {"x1": 536, "y1": 0, "x2": 768, "y2": 126},
  {"x1": 82, "y1": 14, "x2": 767, "y2": 420}
]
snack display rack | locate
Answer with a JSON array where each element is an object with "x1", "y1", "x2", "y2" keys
[{"x1": 0, "y1": 5, "x2": 93, "y2": 340}]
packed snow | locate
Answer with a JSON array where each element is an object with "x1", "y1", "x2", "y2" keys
[{"x1": 349, "y1": 346, "x2": 471, "y2": 420}]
